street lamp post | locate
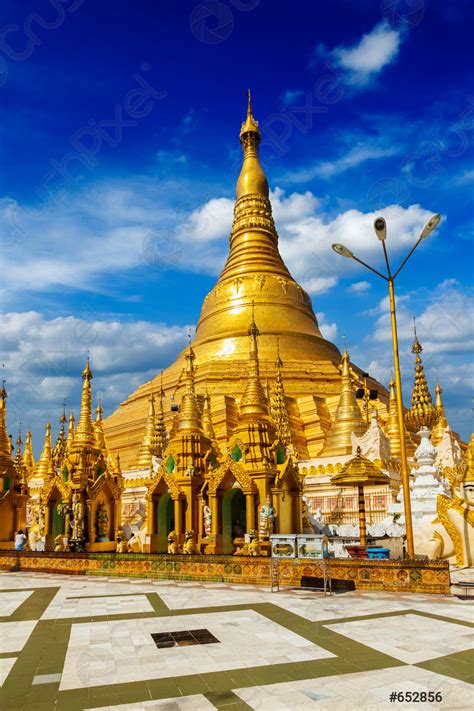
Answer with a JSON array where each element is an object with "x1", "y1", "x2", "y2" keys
[{"x1": 332, "y1": 213, "x2": 441, "y2": 559}]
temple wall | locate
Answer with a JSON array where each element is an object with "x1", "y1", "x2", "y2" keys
[{"x1": 0, "y1": 550, "x2": 450, "y2": 594}]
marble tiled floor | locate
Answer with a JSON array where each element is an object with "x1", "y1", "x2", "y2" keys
[
  {"x1": 327, "y1": 613, "x2": 474, "y2": 663},
  {"x1": 0, "y1": 571, "x2": 472, "y2": 710},
  {"x1": 61, "y1": 609, "x2": 335, "y2": 690}
]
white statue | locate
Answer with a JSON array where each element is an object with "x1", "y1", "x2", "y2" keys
[
  {"x1": 351, "y1": 410, "x2": 391, "y2": 461},
  {"x1": 259, "y1": 497, "x2": 275, "y2": 538},
  {"x1": 435, "y1": 426, "x2": 464, "y2": 471},
  {"x1": 151, "y1": 455, "x2": 160, "y2": 473},
  {"x1": 203, "y1": 504, "x2": 212, "y2": 537}
]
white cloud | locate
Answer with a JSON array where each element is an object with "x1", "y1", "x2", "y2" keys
[
  {"x1": 450, "y1": 169, "x2": 474, "y2": 186},
  {"x1": 1, "y1": 311, "x2": 191, "y2": 457},
  {"x1": 371, "y1": 285, "x2": 474, "y2": 354},
  {"x1": 279, "y1": 89, "x2": 304, "y2": 106},
  {"x1": 316, "y1": 312, "x2": 338, "y2": 342},
  {"x1": 334, "y1": 22, "x2": 403, "y2": 85},
  {"x1": 348, "y1": 281, "x2": 371, "y2": 294},
  {"x1": 0, "y1": 179, "x2": 438, "y2": 304},
  {"x1": 282, "y1": 143, "x2": 399, "y2": 184}
]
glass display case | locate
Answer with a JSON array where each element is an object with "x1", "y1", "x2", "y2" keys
[
  {"x1": 269, "y1": 534, "x2": 297, "y2": 558},
  {"x1": 296, "y1": 534, "x2": 329, "y2": 559}
]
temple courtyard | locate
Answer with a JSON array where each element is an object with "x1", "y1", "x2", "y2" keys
[{"x1": 0, "y1": 572, "x2": 472, "y2": 709}]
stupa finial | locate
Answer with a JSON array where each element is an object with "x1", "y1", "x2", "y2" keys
[{"x1": 406, "y1": 324, "x2": 438, "y2": 432}]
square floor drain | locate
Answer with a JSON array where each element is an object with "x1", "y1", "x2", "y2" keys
[{"x1": 151, "y1": 628, "x2": 220, "y2": 648}]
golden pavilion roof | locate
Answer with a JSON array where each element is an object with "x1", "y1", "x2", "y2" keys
[{"x1": 331, "y1": 448, "x2": 390, "y2": 487}]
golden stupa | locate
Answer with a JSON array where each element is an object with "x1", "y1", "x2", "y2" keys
[{"x1": 104, "y1": 93, "x2": 384, "y2": 468}]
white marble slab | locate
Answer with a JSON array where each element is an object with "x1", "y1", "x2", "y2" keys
[
  {"x1": 327, "y1": 613, "x2": 474, "y2": 663},
  {"x1": 60, "y1": 609, "x2": 335, "y2": 690},
  {"x1": 235, "y1": 664, "x2": 474, "y2": 710}
]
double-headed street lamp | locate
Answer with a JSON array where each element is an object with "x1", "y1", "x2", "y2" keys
[{"x1": 332, "y1": 213, "x2": 441, "y2": 558}]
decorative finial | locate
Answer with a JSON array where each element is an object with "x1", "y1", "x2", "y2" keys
[
  {"x1": 412, "y1": 317, "x2": 422, "y2": 355},
  {"x1": 247, "y1": 88, "x2": 252, "y2": 116},
  {"x1": 406, "y1": 327, "x2": 438, "y2": 432}
]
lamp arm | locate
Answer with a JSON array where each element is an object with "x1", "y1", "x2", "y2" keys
[
  {"x1": 351, "y1": 254, "x2": 389, "y2": 281},
  {"x1": 392, "y1": 236, "x2": 423, "y2": 280},
  {"x1": 381, "y1": 240, "x2": 392, "y2": 279}
]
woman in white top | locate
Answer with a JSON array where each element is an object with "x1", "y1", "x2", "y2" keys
[{"x1": 14, "y1": 530, "x2": 27, "y2": 551}]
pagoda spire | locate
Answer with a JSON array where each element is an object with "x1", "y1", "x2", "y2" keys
[
  {"x1": 178, "y1": 344, "x2": 202, "y2": 432},
  {"x1": 14, "y1": 430, "x2": 27, "y2": 489},
  {"x1": 153, "y1": 374, "x2": 167, "y2": 457},
  {"x1": 23, "y1": 429, "x2": 35, "y2": 477},
  {"x1": 239, "y1": 307, "x2": 268, "y2": 420},
  {"x1": 431, "y1": 381, "x2": 449, "y2": 446},
  {"x1": 53, "y1": 405, "x2": 67, "y2": 468},
  {"x1": 322, "y1": 347, "x2": 366, "y2": 456},
  {"x1": 386, "y1": 377, "x2": 402, "y2": 458},
  {"x1": 192, "y1": 92, "x2": 331, "y2": 363},
  {"x1": 405, "y1": 322, "x2": 438, "y2": 432},
  {"x1": 236, "y1": 88, "x2": 268, "y2": 200},
  {"x1": 136, "y1": 392, "x2": 156, "y2": 469},
  {"x1": 202, "y1": 389, "x2": 216, "y2": 441},
  {"x1": 270, "y1": 341, "x2": 292, "y2": 445},
  {"x1": 67, "y1": 412, "x2": 75, "y2": 450},
  {"x1": 74, "y1": 357, "x2": 97, "y2": 448},
  {"x1": 35, "y1": 422, "x2": 55, "y2": 480},
  {"x1": 0, "y1": 380, "x2": 14, "y2": 470},
  {"x1": 94, "y1": 401, "x2": 110, "y2": 457}
]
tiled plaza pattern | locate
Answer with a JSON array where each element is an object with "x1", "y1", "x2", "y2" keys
[{"x1": 0, "y1": 572, "x2": 472, "y2": 710}]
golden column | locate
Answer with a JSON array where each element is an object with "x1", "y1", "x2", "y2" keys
[{"x1": 332, "y1": 213, "x2": 441, "y2": 558}]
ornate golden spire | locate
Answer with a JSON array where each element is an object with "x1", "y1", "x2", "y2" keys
[
  {"x1": 322, "y1": 348, "x2": 366, "y2": 456},
  {"x1": 94, "y1": 401, "x2": 110, "y2": 457},
  {"x1": 270, "y1": 342, "x2": 292, "y2": 445},
  {"x1": 239, "y1": 309, "x2": 268, "y2": 420},
  {"x1": 23, "y1": 429, "x2": 35, "y2": 476},
  {"x1": 191, "y1": 92, "x2": 335, "y2": 366},
  {"x1": 178, "y1": 344, "x2": 203, "y2": 432},
  {"x1": 0, "y1": 380, "x2": 13, "y2": 469},
  {"x1": 236, "y1": 89, "x2": 268, "y2": 200},
  {"x1": 14, "y1": 430, "x2": 27, "y2": 489},
  {"x1": 405, "y1": 323, "x2": 438, "y2": 432},
  {"x1": 385, "y1": 376, "x2": 416, "y2": 459},
  {"x1": 35, "y1": 422, "x2": 55, "y2": 480},
  {"x1": 67, "y1": 412, "x2": 75, "y2": 450},
  {"x1": 153, "y1": 375, "x2": 168, "y2": 457},
  {"x1": 386, "y1": 377, "x2": 402, "y2": 458},
  {"x1": 431, "y1": 381, "x2": 449, "y2": 446},
  {"x1": 74, "y1": 357, "x2": 97, "y2": 447},
  {"x1": 136, "y1": 392, "x2": 156, "y2": 469},
  {"x1": 53, "y1": 406, "x2": 67, "y2": 468},
  {"x1": 202, "y1": 389, "x2": 216, "y2": 440}
]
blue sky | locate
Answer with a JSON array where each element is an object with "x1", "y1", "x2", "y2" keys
[{"x1": 0, "y1": 0, "x2": 473, "y2": 454}]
